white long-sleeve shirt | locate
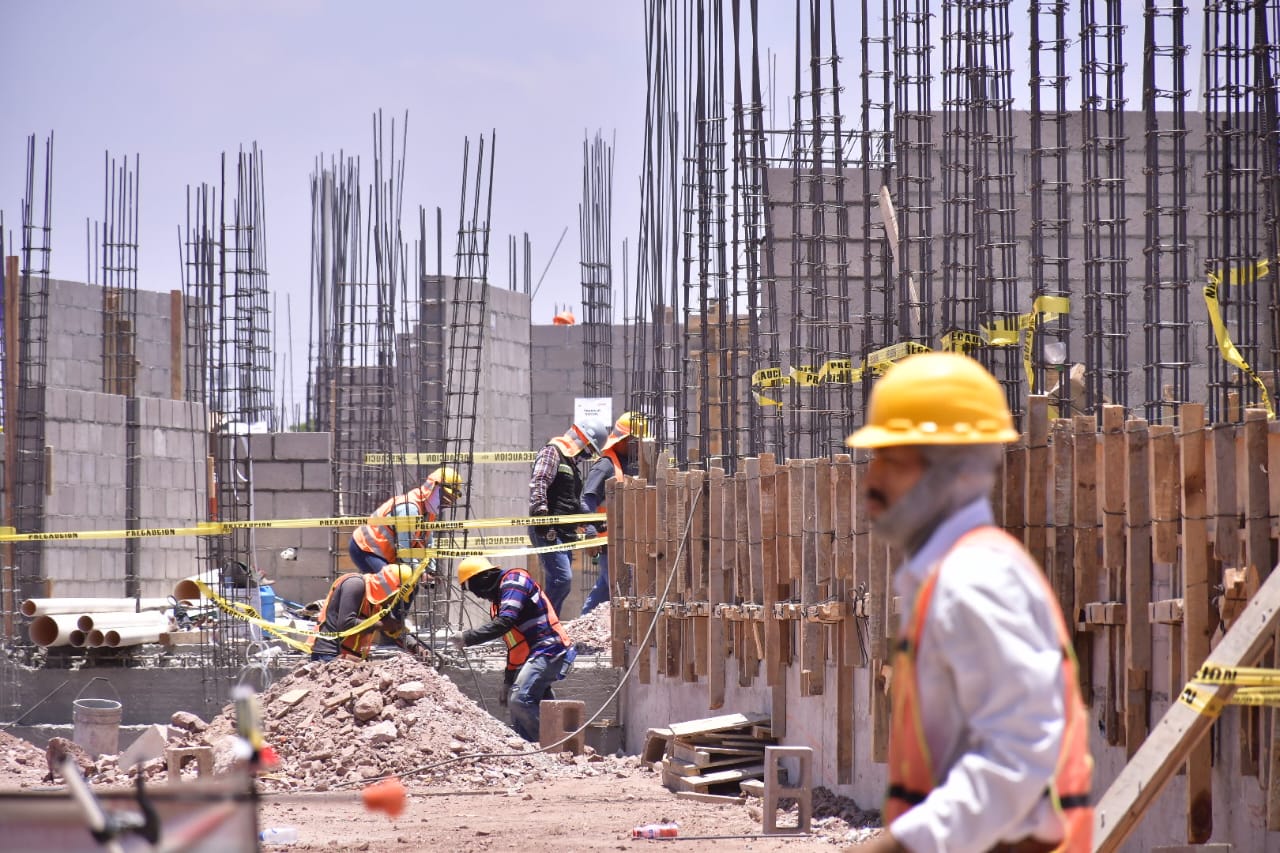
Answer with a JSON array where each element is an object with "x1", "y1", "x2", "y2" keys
[{"x1": 889, "y1": 498, "x2": 1068, "y2": 853}]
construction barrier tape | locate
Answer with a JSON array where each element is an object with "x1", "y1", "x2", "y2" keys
[
  {"x1": 363, "y1": 451, "x2": 538, "y2": 465},
  {"x1": 191, "y1": 561, "x2": 431, "y2": 654},
  {"x1": 1223, "y1": 689, "x2": 1280, "y2": 707},
  {"x1": 750, "y1": 296, "x2": 1071, "y2": 405},
  {"x1": 1204, "y1": 260, "x2": 1275, "y2": 418},
  {"x1": 1178, "y1": 684, "x2": 1226, "y2": 718},
  {"x1": 398, "y1": 535, "x2": 608, "y2": 560},
  {"x1": 0, "y1": 512, "x2": 606, "y2": 543},
  {"x1": 1192, "y1": 663, "x2": 1280, "y2": 687}
]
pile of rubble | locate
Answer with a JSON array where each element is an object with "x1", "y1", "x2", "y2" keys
[
  {"x1": 561, "y1": 602, "x2": 611, "y2": 654},
  {"x1": 0, "y1": 729, "x2": 52, "y2": 787}
]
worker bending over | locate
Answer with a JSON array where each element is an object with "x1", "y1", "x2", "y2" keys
[
  {"x1": 452, "y1": 556, "x2": 576, "y2": 742},
  {"x1": 846, "y1": 352, "x2": 1092, "y2": 853},
  {"x1": 308, "y1": 564, "x2": 427, "y2": 662}
]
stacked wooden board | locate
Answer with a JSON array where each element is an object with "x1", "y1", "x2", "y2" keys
[{"x1": 644, "y1": 713, "x2": 774, "y2": 799}]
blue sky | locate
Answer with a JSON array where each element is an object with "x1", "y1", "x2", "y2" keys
[{"x1": 1, "y1": 1, "x2": 1202, "y2": 417}]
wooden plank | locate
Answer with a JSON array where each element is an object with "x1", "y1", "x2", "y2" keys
[
  {"x1": 736, "y1": 471, "x2": 756, "y2": 687},
  {"x1": 1179, "y1": 402, "x2": 1212, "y2": 843},
  {"x1": 834, "y1": 454, "x2": 856, "y2": 784},
  {"x1": 667, "y1": 712, "x2": 772, "y2": 738},
  {"x1": 1245, "y1": 409, "x2": 1270, "y2": 780},
  {"x1": 707, "y1": 467, "x2": 726, "y2": 709},
  {"x1": 638, "y1": 483, "x2": 658, "y2": 684},
  {"x1": 1005, "y1": 440, "x2": 1027, "y2": 545},
  {"x1": 1026, "y1": 396, "x2": 1050, "y2": 568},
  {"x1": 1073, "y1": 415, "x2": 1099, "y2": 706},
  {"x1": 642, "y1": 727, "x2": 672, "y2": 763},
  {"x1": 1211, "y1": 424, "x2": 1239, "y2": 566},
  {"x1": 759, "y1": 454, "x2": 781, "y2": 688},
  {"x1": 1126, "y1": 418, "x2": 1152, "y2": 757},
  {"x1": 669, "y1": 763, "x2": 766, "y2": 792},
  {"x1": 870, "y1": 537, "x2": 890, "y2": 763},
  {"x1": 1270, "y1": 427, "x2": 1280, "y2": 830},
  {"x1": 274, "y1": 688, "x2": 309, "y2": 709},
  {"x1": 609, "y1": 478, "x2": 627, "y2": 667},
  {"x1": 775, "y1": 464, "x2": 794, "y2": 668},
  {"x1": 801, "y1": 460, "x2": 823, "y2": 696},
  {"x1": 1051, "y1": 419, "x2": 1076, "y2": 623},
  {"x1": 1101, "y1": 406, "x2": 1126, "y2": 746},
  {"x1": 1152, "y1": 425, "x2": 1181, "y2": 564},
  {"x1": 1092, "y1": 555, "x2": 1280, "y2": 853},
  {"x1": 675, "y1": 790, "x2": 746, "y2": 805},
  {"x1": 1149, "y1": 599, "x2": 1185, "y2": 625}
]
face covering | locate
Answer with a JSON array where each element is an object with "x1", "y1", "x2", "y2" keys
[
  {"x1": 466, "y1": 571, "x2": 502, "y2": 602},
  {"x1": 871, "y1": 444, "x2": 1003, "y2": 556}
]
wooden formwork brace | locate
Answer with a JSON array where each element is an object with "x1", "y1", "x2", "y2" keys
[{"x1": 1092, "y1": 555, "x2": 1280, "y2": 853}]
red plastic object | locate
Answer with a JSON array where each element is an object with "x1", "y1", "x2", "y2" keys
[{"x1": 632, "y1": 822, "x2": 679, "y2": 838}]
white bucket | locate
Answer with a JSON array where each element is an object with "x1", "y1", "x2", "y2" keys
[{"x1": 72, "y1": 688, "x2": 122, "y2": 759}]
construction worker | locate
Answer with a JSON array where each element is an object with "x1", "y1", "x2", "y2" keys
[
  {"x1": 528, "y1": 415, "x2": 609, "y2": 616},
  {"x1": 451, "y1": 556, "x2": 576, "y2": 741},
  {"x1": 579, "y1": 411, "x2": 647, "y2": 616},
  {"x1": 308, "y1": 564, "x2": 426, "y2": 662},
  {"x1": 350, "y1": 467, "x2": 464, "y2": 577},
  {"x1": 844, "y1": 352, "x2": 1092, "y2": 853}
]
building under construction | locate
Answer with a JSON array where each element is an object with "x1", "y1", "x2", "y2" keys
[{"x1": 1, "y1": 1, "x2": 1280, "y2": 850}]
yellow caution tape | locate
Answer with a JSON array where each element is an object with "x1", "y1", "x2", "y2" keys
[
  {"x1": 1178, "y1": 683, "x2": 1225, "y2": 718},
  {"x1": 364, "y1": 451, "x2": 538, "y2": 465},
  {"x1": 0, "y1": 512, "x2": 607, "y2": 543},
  {"x1": 1192, "y1": 662, "x2": 1280, "y2": 687},
  {"x1": 399, "y1": 534, "x2": 608, "y2": 560},
  {"x1": 749, "y1": 296, "x2": 1070, "y2": 405},
  {"x1": 1204, "y1": 260, "x2": 1275, "y2": 418}
]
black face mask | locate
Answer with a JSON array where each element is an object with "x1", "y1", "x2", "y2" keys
[{"x1": 466, "y1": 571, "x2": 502, "y2": 602}]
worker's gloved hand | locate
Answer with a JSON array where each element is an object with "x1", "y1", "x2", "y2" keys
[
  {"x1": 400, "y1": 632, "x2": 422, "y2": 654},
  {"x1": 378, "y1": 617, "x2": 405, "y2": 640}
]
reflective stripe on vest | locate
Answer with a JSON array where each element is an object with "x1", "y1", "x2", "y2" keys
[
  {"x1": 352, "y1": 487, "x2": 435, "y2": 561},
  {"x1": 494, "y1": 569, "x2": 573, "y2": 671},
  {"x1": 884, "y1": 526, "x2": 1094, "y2": 852},
  {"x1": 308, "y1": 573, "x2": 378, "y2": 659}
]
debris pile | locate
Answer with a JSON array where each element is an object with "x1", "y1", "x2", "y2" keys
[
  {"x1": 561, "y1": 602, "x2": 611, "y2": 654},
  {"x1": 178, "y1": 655, "x2": 566, "y2": 791},
  {"x1": 0, "y1": 729, "x2": 53, "y2": 787},
  {"x1": 648, "y1": 713, "x2": 775, "y2": 796}
]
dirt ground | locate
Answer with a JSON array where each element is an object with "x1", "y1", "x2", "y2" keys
[
  {"x1": 0, "y1": 605, "x2": 882, "y2": 848},
  {"x1": 257, "y1": 772, "x2": 875, "y2": 851}
]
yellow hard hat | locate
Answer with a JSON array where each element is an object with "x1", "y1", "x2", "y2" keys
[
  {"x1": 845, "y1": 352, "x2": 1019, "y2": 449},
  {"x1": 426, "y1": 466, "x2": 464, "y2": 499},
  {"x1": 365, "y1": 563, "x2": 414, "y2": 605},
  {"x1": 457, "y1": 555, "x2": 498, "y2": 586}
]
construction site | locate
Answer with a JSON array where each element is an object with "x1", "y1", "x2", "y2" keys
[{"x1": 2, "y1": 1, "x2": 1280, "y2": 851}]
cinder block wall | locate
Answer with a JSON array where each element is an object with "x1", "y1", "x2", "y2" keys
[
  {"x1": 41, "y1": 390, "x2": 204, "y2": 599},
  {"x1": 46, "y1": 279, "x2": 180, "y2": 398},
  {"x1": 243, "y1": 431, "x2": 334, "y2": 607}
]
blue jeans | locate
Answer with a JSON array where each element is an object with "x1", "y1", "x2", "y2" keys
[
  {"x1": 508, "y1": 651, "x2": 569, "y2": 742},
  {"x1": 530, "y1": 528, "x2": 572, "y2": 617},
  {"x1": 580, "y1": 549, "x2": 609, "y2": 616},
  {"x1": 349, "y1": 539, "x2": 390, "y2": 575}
]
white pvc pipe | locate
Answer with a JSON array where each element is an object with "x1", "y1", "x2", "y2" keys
[
  {"x1": 86, "y1": 629, "x2": 107, "y2": 648},
  {"x1": 104, "y1": 625, "x2": 166, "y2": 647},
  {"x1": 29, "y1": 614, "x2": 83, "y2": 647},
  {"x1": 77, "y1": 611, "x2": 171, "y2": 632},
  {"x1": 173, "y1": 570, "x2": 220, "y2": 601},
  {"x1": 21, "y1": 597, "x2": 172, "y2": 618},
  {"x1": 69, "y1": 629, "x2": 88, "y2": 647}
]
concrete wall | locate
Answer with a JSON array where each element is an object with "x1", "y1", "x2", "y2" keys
[
  {"x1": 46, "y1": 278, "x2": 180, "y2": 399},
  {"x1": 41, "y1": 390, "x2": 205, "y2": 599},
  {"x1": 620, "y1": 655, "x2": 1275, "y2": 852}
]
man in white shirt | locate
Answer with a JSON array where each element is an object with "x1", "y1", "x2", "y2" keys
[{"x1": 845, "y1": 352, "x2": 1092, "y2": 853}]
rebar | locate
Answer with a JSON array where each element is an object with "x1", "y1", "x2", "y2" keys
[{"x1": 580, "y1": 131, "x2": 615, "y2": 401}]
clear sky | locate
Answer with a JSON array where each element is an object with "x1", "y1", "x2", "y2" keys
[{"x1": 1, "y1": 1, "x2": 1202, "y2": 419}]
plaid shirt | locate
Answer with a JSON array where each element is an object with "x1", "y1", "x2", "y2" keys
[{"x1": 528, "y1": 444, "x2": 561, "y2": 512}]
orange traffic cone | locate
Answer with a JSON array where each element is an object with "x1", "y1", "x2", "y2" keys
[{"x1": 361, "y1": 776, "x2": 406, "y2": 819}]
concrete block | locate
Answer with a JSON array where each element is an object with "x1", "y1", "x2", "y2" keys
[
  {"x1": 166, "y1": 745, "x2": 214, "y2": 781},
  {"x1": 119, "y1": 724, "x2": 170, "y2": 768},
  {"x1": 763, "y1": 745, "x2": 812, "y2": 834},
  {"x1": 302, "y1": 461, "x2": 332, "y2": 490},
  {"x1": 251, "y1": 461, "x2": 304, "y2": 492},
  {"x1": 274, "y1": 431, "x2": 332, "y2": 461},
  {"x1": 538, "y1": 699, "x2": 586, "y2": 755}
]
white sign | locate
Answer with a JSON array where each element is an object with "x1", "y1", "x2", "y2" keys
[{"x1": 574, "y1": 397, "x2": 613, "y2": 427}]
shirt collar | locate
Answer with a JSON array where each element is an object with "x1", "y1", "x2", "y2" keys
[{"x1": 900, "y1": 497, "x2": 995, "y2": 582}]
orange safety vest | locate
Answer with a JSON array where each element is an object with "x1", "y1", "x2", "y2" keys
[
  {"x1": 602, "y1": 447, "x2": 625, "y2": 482},
  {"x1": 352, "y1": 485, "x2": 437, "y2": 562},
  {"x1": 307, "y1": 573, "x2": 380, "y2": 659},
  {"x1": 494, "y1": 569, "x2": 574, "y2": 672},
  {"x1": 885, "y1": 526, "x2": 1093, "y2": 852}
]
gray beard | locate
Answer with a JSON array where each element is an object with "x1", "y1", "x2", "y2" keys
[{"x1": 869, "y1": 444, "x2": 1003, "y2": 557}]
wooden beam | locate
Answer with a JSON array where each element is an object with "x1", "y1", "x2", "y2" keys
[
  {"x1": 834, "y1": 454, "x2": 856, "y2": 784},
  {"x1": 1073, "y1": 415, "x2": 1099, "y2": 705},
  {"x1": 1126, "y1": 417, "x2": 1152, "y2": 757},
  {"x1": 1102, "y1": 405, "x2": 1126, "y2": 746},
  {"x1": 801, "y1": 460, "x2": 823, "y2": 696},
  {"x1": 1179, "y1": 403, "x2": 1212, "y2": 843},
  {"x1": 1026, "y1": 396, "x2": 1050, "y2": 570},
  {"x1": 1151, "y1": 424, "x2": 1181, "y2": 564},
  {"x1": 1051, "y1": 419, "x2": 1075, "y2": 627},
  {"x1": 1148, "y1": 599, "x2": 1185, "y2": 625},
  {"x1": 707, "y1": 467, "x2": 726, "y2": 709},
  {"x1": 1092, "y1": 555, "x2": 1280, "y2": 853}
]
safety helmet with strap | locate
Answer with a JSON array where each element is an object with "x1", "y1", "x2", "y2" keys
[
  {"x1": 845, "y1": 352, "x2": 1020, "y2": 449},
  {"x1": 365, "y1": 563, "x2": 414, "y2": 605},
  {"x1": 426, "y1": 466, "x2": 464, "y2": 504},
  {"x1": 457, "y1": 555, "x2": 498, "y2": 586}
]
